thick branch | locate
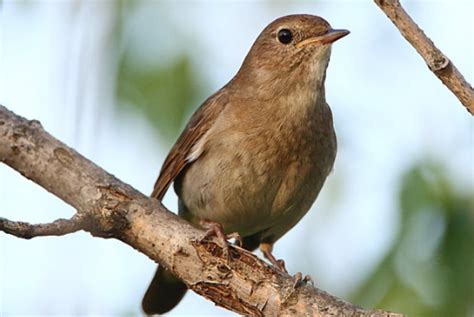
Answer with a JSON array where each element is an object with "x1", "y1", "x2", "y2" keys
[
  {"x1": 0, "y1": 105, "x2": 401, "y2": 317},
  {"x1": 374, "y1": 0, "x2": 474, "y2": 114}
]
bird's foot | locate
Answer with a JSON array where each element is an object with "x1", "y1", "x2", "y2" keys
[
  {"x1": 199, "y1": 219, "x2": 241, "y2": 260},
  {"x1": 226, "y1": 232, "x2": 243, "y2": 247},
  {"x1": 259, "y1": 242, "x2": 288, "y2": 273},
  {"x1": 292, "y1": 272, "x2": 314, "y2": 288}
]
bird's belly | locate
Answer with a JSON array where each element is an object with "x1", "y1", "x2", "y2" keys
[{"x1": 177, "y1": 132, "x2": 334, "y2": 240}]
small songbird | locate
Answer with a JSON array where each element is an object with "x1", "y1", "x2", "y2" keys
[{"x1": 142, "y1": 14, "x2": 349, "y2": 315}]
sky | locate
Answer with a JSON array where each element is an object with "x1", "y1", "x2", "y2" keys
[{"x1": 0, "y1": 1, "x2": 473, "y2": 316}]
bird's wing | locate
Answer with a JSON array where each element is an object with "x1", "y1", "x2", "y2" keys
[{"x1": 151, "y1": 90, "x2": 228, "y2": 200}]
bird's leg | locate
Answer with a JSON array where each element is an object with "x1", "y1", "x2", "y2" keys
[
  {"x1": 199, "y1": 219, "x2": 242, "y2": 259},
  {"x1": 259, "y1": 242, "x2": 287, "y2": 273}
]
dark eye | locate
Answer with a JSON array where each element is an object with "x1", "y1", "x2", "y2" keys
[{"x1": 277, "y1": 29, "x2": 293, "y2": 44}]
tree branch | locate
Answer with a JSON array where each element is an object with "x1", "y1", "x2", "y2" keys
[
  {"x1": 0, "y1": 104, "x2": 402, "y2": 316},
  {"x1": 374, "y1": 0, "x2": 474, "y2": 115},
  {"x1": 0, "y1": 213, "x2": 87, "y2": 239}
]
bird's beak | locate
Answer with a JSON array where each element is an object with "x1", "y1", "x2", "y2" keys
[{"x1": 295, "y1": 29, "x2": 350, "y2": 48}]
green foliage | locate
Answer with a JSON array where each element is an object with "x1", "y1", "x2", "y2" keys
[
  {"x1": 351, "y1": 162, "x2": 474, "y2": 317},
  {"x1": 116, "y1": 53, "x2": 201, "y2": 141},
  {"x1": 112, "y1": 0, "x2": 206, "y2": 143}
]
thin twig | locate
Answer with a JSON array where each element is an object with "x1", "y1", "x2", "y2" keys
[
  {"x1": 374, "y1": 0, "x2": 474, "y2": 114},
  {"x1": 0, "y1": 213, "x2": 87, "y2": 239}
]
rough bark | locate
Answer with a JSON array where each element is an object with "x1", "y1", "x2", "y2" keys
[
  {"x1": 374, "y1": 0, "x2": 474, "y2": 115},
  {"x1": 0, "y1": 104, "x2": 401, "y2": 316}
]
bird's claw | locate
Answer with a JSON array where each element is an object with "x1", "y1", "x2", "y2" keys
[
  {"x1": 259, "y1": 242, "x2": 288, "y2": 273},
  {"x1": 276, "y1": 259, "x2": 287, "y2": 273},
  {"x1": 199, "y1": 219, "x2": 241, "y2": 261},
  {"x1": 292, "y1": 272, "x2": 314, "y2": 288},
  {"x1": 226, "y1": 232, "x2": 243, "y2": 247},
  {"x1": 302, "y1": 274, "x2": 314, "y2": 285}
]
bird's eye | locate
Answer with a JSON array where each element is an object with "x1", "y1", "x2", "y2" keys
[{"x1": 277, "y1": 29, "x2": 293, "y2": 44}]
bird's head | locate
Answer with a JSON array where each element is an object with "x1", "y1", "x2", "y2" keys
[{"x1": 234, "y1": 14, "x2": 349, "y2": 98}]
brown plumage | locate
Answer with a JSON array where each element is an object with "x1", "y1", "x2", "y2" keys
[{"x1": 143, "y1": 14, "x2": 349, "y2": 315}]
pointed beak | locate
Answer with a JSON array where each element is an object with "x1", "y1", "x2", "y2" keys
[{"x1": 295, "y1": 29, "x2": 350, "y2": 48}]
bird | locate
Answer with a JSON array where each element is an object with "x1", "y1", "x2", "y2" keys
[{"x1": 141, "y1": 14, "x2": 349, "y2": 315}]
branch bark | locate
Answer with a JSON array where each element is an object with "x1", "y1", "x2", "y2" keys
[
  {"x1": 0, "y1": 104, "x2": 401, "y2": 316},
  {"x1": 374, "y1": 0, "x2": 474, "y2": 115},
  {"x1": 0, "y1": 213, "x2": 87, "y2": 239}
]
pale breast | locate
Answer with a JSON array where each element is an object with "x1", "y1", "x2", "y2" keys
[{"x1": 176, "y1": 98, "x2": 337, "y2": 241}]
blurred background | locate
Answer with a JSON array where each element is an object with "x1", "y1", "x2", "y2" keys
[{"x1": 0, "y1": 0, "x2": 473, "y2": 316}]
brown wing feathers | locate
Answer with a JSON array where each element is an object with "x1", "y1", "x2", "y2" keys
[{"x1": 150, "y1": 91, "x2": 228, "y2": 200}]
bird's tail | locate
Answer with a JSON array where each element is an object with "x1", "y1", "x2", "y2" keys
[{"x1": 142, "y1": 265, "x2": 187, "y2": 315}]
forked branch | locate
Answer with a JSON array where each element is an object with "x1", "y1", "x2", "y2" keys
[{"x1": 0, "y1": 104, "x2": 401, "y2": 316}]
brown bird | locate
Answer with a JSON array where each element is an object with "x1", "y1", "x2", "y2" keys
[{"x1": 142, "y1": 14, "x2": 349, "y2": 315}]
